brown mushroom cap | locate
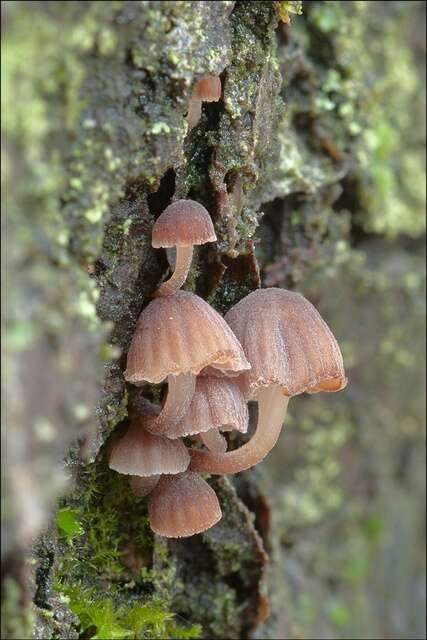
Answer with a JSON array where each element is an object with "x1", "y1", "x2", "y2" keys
[
  {"x1": 189, "y1": 287, "x2": 346, "y2": 475},
  {"x1": 166, "y1": 376, "x2": 248, "y2": 439},
  {"x1": 109, "y1": 422, "x2": 190, "y2": 476},
  {"x1": 148, "y1": 472, "x2": 222, "y2": 537},
  {"x1": 129, "y1": 474, "x2": 160, "y2": 497},
  {"x1": 225, "y1": 288, "x2": 347, "y2": 399},
  {"x1": 191, "y1": 75, "x2": 221, "y2": 102},
  {"x1": 152, "y1": 200, "x2": 216, "y2": 248},
  {"x1": 125, "y1": 290, "x2": 250, "y2": 385}
]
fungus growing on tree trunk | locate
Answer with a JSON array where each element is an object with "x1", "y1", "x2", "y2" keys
[
  {"x1": 125, "y1": 291, "x2": 250, "y2": 434},
  {"x1": 186, "y1": 75, "x2": 221, "y2": 129},
  {"x1": 152, "y1": 200, "x2": 217, "y2": 297},
  {"x1": 165, "y1": 376, "x2": 248, "y2": 454},
  {"x1": 109, "y1": 421, "x2": 190, "y2": 476},
  {"x1": 148, "y1": 471, "x2": 222, "y2": 537},
  {"x1": 190, "y1": 288, "x2": 347, "y2": 475}
]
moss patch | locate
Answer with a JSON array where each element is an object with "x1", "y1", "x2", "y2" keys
[{"x1": 39, "y1": 458, "x2": 201, "y2": 639}]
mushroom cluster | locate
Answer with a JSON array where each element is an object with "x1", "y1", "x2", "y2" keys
[{"x1": 109, "y1": 199, "x2": 347, "y2": 538}]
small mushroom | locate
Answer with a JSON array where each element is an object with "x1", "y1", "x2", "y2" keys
[
  {"x1": 187, "y1": 75, "x2": 221, "y2": 129},
  {"x1": 129, "y1": 474, "x2": 160, "y2": 497},
  {"x1": 125, "y1": 291, "x2": 250, "y2": 434},
  {"x1": 152, "y1": 200, "x2": 216, "y2": 297},
  {"x1": 190, "y1": 288, "x2": 347, "y2": 475},
  {"x1": 109, "y1": 420, "x2": 190, "y2": 476},
  {"x1": 148, "y1": 471, "x2": 222, "y2": 537},
  {"x1": 165, "y1": 376, "x2": 248, "y2": 454}
]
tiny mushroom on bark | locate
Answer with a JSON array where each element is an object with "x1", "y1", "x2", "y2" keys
[
  {"x1": 190, "y1": 288, "x2": 347, "y2": 475},
  {"x1": 187, "y1": 75, "x2": 221, "y2": 129},
  {"x1": 109, "y1": 419, "x2": 190, "y2": 476},
  {"x1": 148, "y1": 471, "x2": 222, "y2": 537},
  {"x1": 125, "y1": 290, "x2": 250, "y2": 434},
  {"x1": 166, "y1": 376, "x2": 248, "y2": 453},
  {"x1": 122, "y1": 402, "x2": 160, "y2": 496},
  {"x1": 152, "y1": 200, "x2": 216, "y2": 297}
]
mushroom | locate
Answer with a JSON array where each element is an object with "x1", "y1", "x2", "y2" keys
[
  {"x1": 129, "y1": 474, "x2": 160, "y2": 497},
  {"x1": 165, "y1": 376, "x2": 248, "y2": 453},
  {"x1": 109, "y1": 419, "x2": 190, "y2": 476},
  {"x1": 152, "y1": 199, "x2": 216, "y2": 298},
  {"x1": 187, "y1": 75, "x2": 221, "y2": 130},
  {"x1": 125, "y1": 290, "x2": 250, "y2": 434},
  {"x1": 190, "y1": 288, "x2": 347, "y2": 475},
  {"x1": 119, "y1": 402, "x2": 161, "y2": 493},
  {"x1": 198, "y1": 430, "x2": 228, "y2": 453},
  {"x1": 148, "y1": 471, "x2": 222, "y2": 537}
]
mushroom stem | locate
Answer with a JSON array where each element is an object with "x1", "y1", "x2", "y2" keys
[
  {"x1": 186, "y1": 99, "x2": 202, "y2": 130},
  {"x1": 146, "y1": 372, "x2": 196, "y2": 435},
  {"x1": 154, "y1": 245, "x2": 194, "y2": 297},
  {"x1": 200, "y1": 429, "x2": 227, "y2": 453},
  {"x1": 189, "y1": 385, "x2": 289, "y2": 475}
]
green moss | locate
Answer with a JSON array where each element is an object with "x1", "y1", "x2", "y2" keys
[
  {"x1": 57, "y1": 587, "x2": 201, "y2": 639},
  {"x1": 68, "y1": 591, "x2": 202, "y2": 639},
  {"x1": 51, "y1": 459, "x2": 201, "y2": 639},
  {"x1": 8, "y1": 2, "x2": 423, "y2": 639},
  {"x1": 56, "y1": 508, "x2": 84, "y2": 541}
]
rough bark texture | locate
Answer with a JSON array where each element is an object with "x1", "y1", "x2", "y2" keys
[{"x1": 2, "y1": 1, "x2": 425, "y2": 639}]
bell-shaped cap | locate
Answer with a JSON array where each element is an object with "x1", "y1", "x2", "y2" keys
[
  {"x1": 166, "y1": 376, "x2": 248, "y2": 438},
  {"x1": 225, "y1": 288, "x2": 347, "y2": 399},
  {"x1": 191, "y1": 75, "x2": 221, "y2": 102},
  {"x1": 152, "y1": 200, "x2": 216, "y2": 248},
  {"x1": 125, "y1": 291, "x2": 250, "y2": 385},
  {"x1": 109, "y1": 422, "x2": 190, "y2": 476},
  {"x1": 148, "y1": 472, "x2": 222, "y2": 537}
]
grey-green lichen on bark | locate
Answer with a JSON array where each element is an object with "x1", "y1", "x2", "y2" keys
[
  {"x1": 2, "y1": 1, "x2": 425, "y2": 639},
  {"x1": 3, "y1": 1, "x2": 282, "y2": 638}
]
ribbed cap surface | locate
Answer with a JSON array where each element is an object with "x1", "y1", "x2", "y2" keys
[
  {"x1": 109, "y1": 424, "x2": 190, "y2": 476},
  {"x1": 225, "y1": 288, "x2": 347, "y2": 399},
  {"x1": 125, "y1": 291, "x2": 250, "y2": 385},
  {"x1": 166, "y1": 376, "x2": 249, "y2": 438},
  {"x1": 148, "y1": 472, "x2": 222, "y2": 537},
  {"x1": 152, "y1": 200, "x2": 216, "y2": 248}
]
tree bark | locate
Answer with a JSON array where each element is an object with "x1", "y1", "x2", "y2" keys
[{"x1": 2, "y1": 1, "x2": 425, "y2": 639}]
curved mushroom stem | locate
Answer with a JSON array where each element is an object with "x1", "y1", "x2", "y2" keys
[
  {"x1": 200, "y1": 429, "x2": 227, "y2": 453},
  {"x1": 154, "y1": 245, "x2": 194, "y2": 297},
  {"x1": 189, "y1": 385, "x2": 289, "y2": 475},
  {"x1": 146, "y1": 372, "x2": 196, "y2": 435},
  {"x1": 186, "y1": 99, "x2": 202, "y2": 130}
]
